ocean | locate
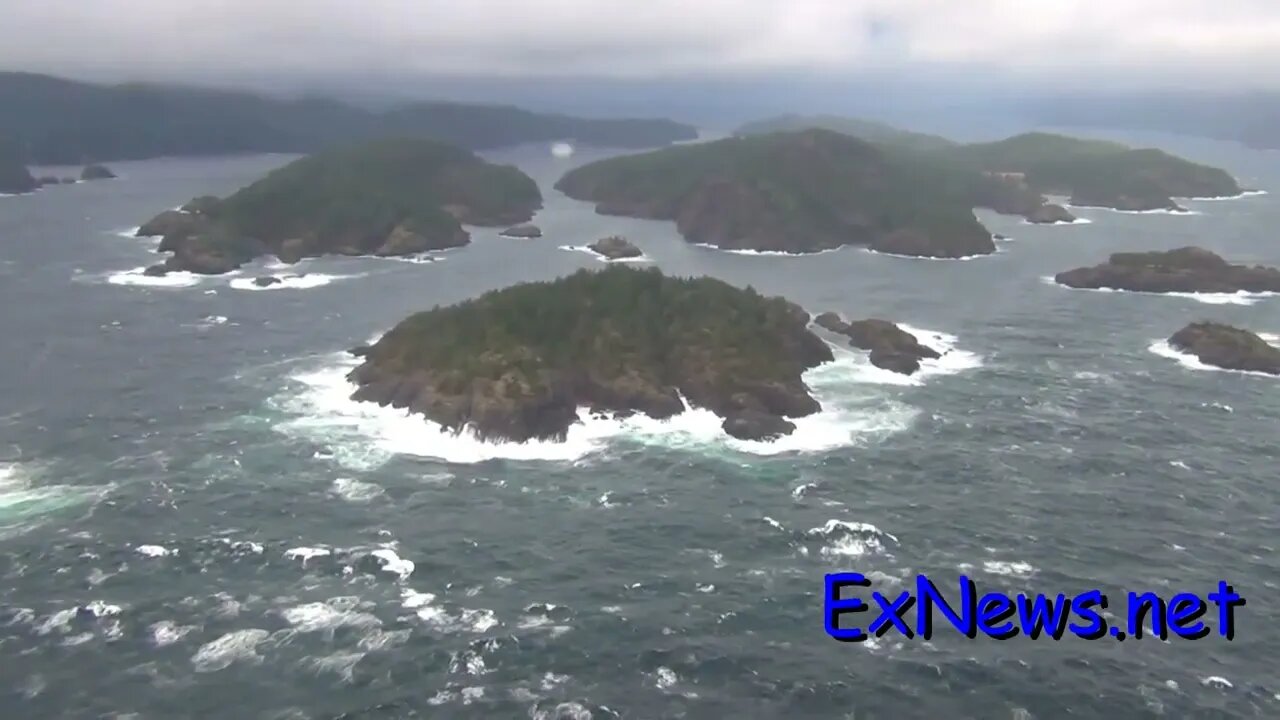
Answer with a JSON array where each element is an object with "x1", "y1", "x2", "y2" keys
[{"x1": 0, "y1": 133, "x2": 1277, "y2": 718}]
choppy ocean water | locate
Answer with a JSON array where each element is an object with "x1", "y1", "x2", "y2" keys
[{"x1": 0, "y1": 133, "x2": 1278, "y2": 718}]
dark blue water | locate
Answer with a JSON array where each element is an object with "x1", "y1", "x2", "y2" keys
[{"x1": 0, "y1": 134, "x2": 1278, "y2": 719}]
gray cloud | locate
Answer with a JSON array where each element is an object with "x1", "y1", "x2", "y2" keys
[{"x1": 3, "y1": 0, "x2": 1279, "y2": 89}]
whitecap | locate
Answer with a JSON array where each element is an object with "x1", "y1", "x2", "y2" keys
[
  {"x1": 1043, "y1": 276, "x2": 1272, "y2": 306},
  {"x1": 981, "y1": 560, "x2": 1037, "y2": 579},
  {"x1": 107, "y1": 267, "x2": 204, "y2": 288},
  {"x1": 191, "y1": 629, "x2": 270, "y2": 672},
  {"x1": 281, "y1": 601, "x2": 380, "y2": 633},
  {"x1": 331, "y1": 477, "x2": 384, "y2": 502},
  {"x1": 597, "y1": 492, "x2": 618, "y2": 508},
  {"x1": 83, "y1": 601, "x2": 121, "y2": 618},
  {"x1": 228, "y1": 273, "x2": 354, "y2": 291},
  {"x1": 150, "y1": 620, "x2": 197, "y2": 646},
  {"x1": 557, "y1": 245, "x2": 653, "y2": 264},
  {"x1": 305, "y1": 652, "x2": 365, "y2": 683},
  {"x1": 283, "y1": 546, "x2": 331, "y2": 564},
  {"x1": 792, "y1": 482, "x2": 818, "y2": 498},
  {"x1": 369, "y1": 548, "x2": 415, "y2": 580},
  {"x1": 0, "y1": 464, "x2": 109, "y2": 537},
  {"x1": 135, "y1": 544, "x2": 174, "y2": 558},
  {"x1": 1149, "y1": 340, "x2": 1280, "y2": 379},
  {"x1": 461, "y1": 686, "x2": 486, "y2": 704},
  {"x1": 655, "y1": 667, "x2": 679, "y2": 690},
  {"x1": 1201, "y1": 676, "x2": 1233, "y2": 689},
  {"x1": 762, "y1": 516, "x2": 786, "y2": 532},
  {"x1": 807, "y1": 520, "x2": 898, "y2": 559},
  {"x1": 34, "y1": 608, "x2": 79, "y2": 635},
  {"x1": 112, "y1": 226, "x2": 144, "y2": 239}
]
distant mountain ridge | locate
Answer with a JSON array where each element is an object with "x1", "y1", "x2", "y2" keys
[
  {"x1": 0, "y1": 72, "x2": 698, "y2": 164},
  {"x1": 735, "y1": 114, "x2": 956, "y2": 152}
]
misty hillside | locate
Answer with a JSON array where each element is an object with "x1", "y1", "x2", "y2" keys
[{"x1": 0, "y1": 72, "x2": 699, "y2": 164}]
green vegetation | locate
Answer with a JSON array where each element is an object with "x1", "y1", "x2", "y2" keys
[
  {"x1": 0, "y1": 138, "x2": 36, "y2": 194},
  {"x1": 736, "y1": 114, "x2": 956, "y2": 152},
  {"x1": 0, "y1": 72, "x2": 697, "y2": 164},
  {"x1": 138, "y1": 137, "x2": 542, "y2": 274},
  {"x1": 556, "y1": 129, "x2": 995, "y2": 257},
  {"x1": 941, "y1": 132, "x2": 1240, "y2": 208},
  {"x1": 351, "y1": 266, "x2": 833, "y2": 442}
]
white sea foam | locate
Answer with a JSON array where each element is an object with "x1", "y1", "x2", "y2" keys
[
  {"x1": 1149, "y1": 339, "x2": 1279, "y2": 378},
  {"x1": 1021, "y1": 217, "x2": 1093, "y2": 226},
  {"x1": 1180, "y1": 189, "x2": 1268, "y2": 201},
  {"x1": 694, "y1": 242, "x2": 843, "y2": 257},
  {"x1": 830, "y1": 326, "x2": 982, "y2": 388},
  {"x1": 283, "y1": 546, "x2": 331, "y2": 564},
  {"x1": 112, "y1": 226, "x2": 144, "y2": 238},
  {"x1": 655, "y1": 667, "x2": 679, "y2": 690},
  {"x1": 150, "y1": 620, "x2": 198, "y2": 646},
  {"x1": 281, "y1": 601, "x2": 380, "y2": 633},
  {"x1": 0, "y1": 463, "x2": 108, "y2": 536},
  {"x1": 331, "y1": 477, "x2": 385, "y2": 502},
  {"x1": 862, "y1": 247, "x2": 996, "y2": 262},
  {"x1": 1201, "y1": 676, "x2": 1234, "y2": 689},
  {"x1": 229, "y1": 273, "x2": 353, "y2": 291},
  {"x1": 305, "y1": 652, "x2": 366, "y2": 683},
  {"x1": 557, "y1": 245, "x2": 652, "y2": 263},
  {"x1": 134, "y1": 544, "x2": 174, "y2": 558},
  {"x1": 107, "y1": 267, "x2": 203, "y2": 288},
  {"x1": 274, "y1": 349, "x2": 918, "y2": 465},
  {"x1": 981, "y1": 560, "x2": 1037, "y2": 578},
  {"x1": 1043, "y1": 276, "x2": 1274, "y2": 306},
  {"x1": 369, "y1": 548, "x2": 415, "y2": 580},
  {"x1": 1068, "y1": 203, "x2": 1203, "y2": 216},
  {"x1": 807, "y1": 520, "x2": 898, "y2": 559},
  {"x1": 192, "y1": 629, "x2": 270, "y2": 672},
  {"x1": 762, "y1": 516, "x2": 786, "y2": 532}
]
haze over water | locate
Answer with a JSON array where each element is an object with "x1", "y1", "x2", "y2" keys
[{"x1": 1, "y1": 133, "x2": 1278, "y2": 718}]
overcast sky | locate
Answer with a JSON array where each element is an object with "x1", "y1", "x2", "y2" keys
[{"x1": 4, "y1": 0, "x2": 1279, "y2": 91}]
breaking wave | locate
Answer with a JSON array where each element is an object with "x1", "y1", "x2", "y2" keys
[{"x1": 1043, "y1": 276, "x2": 1274, "y2": 306}]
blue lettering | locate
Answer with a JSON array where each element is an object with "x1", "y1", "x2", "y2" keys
[
  {"x1": 824, "y1": 573, "x2": 870, "y2": 642},
  {"x1": 1207, "y1": 582, "x2": 1245, "y2": 640},
  {"x1": 869, "y1": 590, "x2": 916, "y2": 638},
  {"x1": 1068, "y1": 589, "x2": 1108, "y2": 640},
  {"x1": 1167, "y1": 592, "x2": 1209, "y2": 640},
  {"x1": 976, "y1": 592, "x2": 1017, "y2": 639},
  {"x1": 1128, "y1": 592, "x2": 1167, "y2": 640},
  {"x1": 917, "y1": 574, "x2": 976, "y2": 639},
  {"x1": 1016, "y1": 593, "x2": 1071, "y2": 640}
]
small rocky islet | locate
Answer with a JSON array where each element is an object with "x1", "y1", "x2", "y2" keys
[
  {"x1": 1055, "y1": 247, "x2": 1280, "y2": 294},
  {"x1": 347, "y1": 266, "x2": 835, "y2": 442},
  {"x1": 814, "y1": 313, "x2": 941, "y2": 375},
  {"x1": 133, "y1": 138, "x2": 542, "y2": 275},
  {"x1": 1168, "y1": 322, "x2": 1280, "y2": 375},
  {"x1": 586, "y1": 236, "x2": 643, "y2": 260}
]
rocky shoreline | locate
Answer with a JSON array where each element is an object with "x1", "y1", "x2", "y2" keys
[
  {"x1": 1055, "y1": 247, "x2": 1280, "y2": 294},
  {"x1": 1169, "y1": 322, "x2": 1280, "y2": 375}
]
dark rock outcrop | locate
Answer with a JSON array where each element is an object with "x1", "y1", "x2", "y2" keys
[
  {"x1": 1069, "y1": 190, "x2": 1183, "y2": 212},
  {"x1": 347, "y1": 266, "x2": 833, "y2": 444},
  {"x1": 1054, "y1": 247, "x2": 1280, "y2": 294},
  {"x1": 500, "y1": 224, "x2": 543, "y2": 238},
  {"x1": 588, "y1": 236, "x2": 643, "y2": 260},
  {"x1": 0, "y1": 142, "x2": 37, "y2": 195},
  {"x1": 815, "y1": 312, "x2": 941, "y2": 375},
  {"x1": 1026, "y1": 203, "x2": 1077, "y2": 224},
  {"x1": 80, "y1": 164, "x2": 116, "y2": 181},
  {"x1": 868, "y1": 227, "x2": 996, "y2": 259},
  {"x1": 1169, "y1": 322, "x2": 1280, "y2": 375},
  {"x1": 253, "y1": 276, "x2": 282, "y2": 287}
]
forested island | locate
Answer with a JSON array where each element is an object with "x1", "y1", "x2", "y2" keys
[
  {"x1": 348, "y1": 266, "x2": 833, "y2": 442},
  {"x1": 1055, "y1": 247, "x2": 1280, "y2": 294},
  {"x1": 556, "y1": 129, "x2": 1001, "y2": 258},
  {"x1": 136, "y1": 138, "x2": 541, "y2": 274},
  {"x1": 0, "y1": 138, "x2": 37, "y2": 194},
  {"x1": 0, "y1": 72, "x2": 697, "y2": 164},
  {"x1": 736, "y1": 117, "x2": 1242, "y2": 210},
  {"x1": 1169, "y1": 322, "x2": 1280, "y2": 375}
]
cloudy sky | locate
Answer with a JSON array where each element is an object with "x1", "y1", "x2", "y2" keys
[{"x1": 4, "y1": 0, "x2": 1278, "y2": 91}]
